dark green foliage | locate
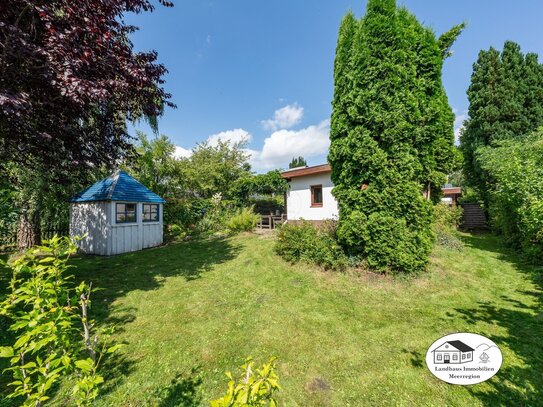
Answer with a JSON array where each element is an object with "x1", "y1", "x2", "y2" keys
[
  {"x1": 288, "y1": 156, "x2": 307, "y2": 169},
  {"x1": 275, "y1": 221, "x2": 348, "y2": 271},
  {"x1": 478, "y1": 131, "x2": 543, "y2": 261},
  {"x1": 329, "y1": 0, "x2": 460, "y2": 273},
  {"x1": 438, "y1": 23, "x2": 467, "y2": 59},
  {"x1": 461, "y1": 41, "x2": 543, "y2": 205}
]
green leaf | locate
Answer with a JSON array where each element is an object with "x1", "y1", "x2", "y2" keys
[
  {"x1": 106, "y1": 344, "x2": 123, "y2": 354},
  {"x1": 75, "y1": 359, "x2": 94, "y2": 373},
  {"x1": 0, "y1": 347, "x2": 14, "y2": 358}
]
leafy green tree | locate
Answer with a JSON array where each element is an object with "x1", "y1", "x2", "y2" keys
[
  {"x1": 329, "y1": 0, "x2": 463, "y2": 273},
  {"x1": 461, "y1": 41, "x2": 543, "y2": 205},
  {"x1": 288, "y1": 156, "x2": 307, "y2": 169},
  {"x1": 124, "y1": 132, "x2": 183, "y2": 198},
  {"x1": 181, "y1": 140, "x2": 252, "y2": 200}
]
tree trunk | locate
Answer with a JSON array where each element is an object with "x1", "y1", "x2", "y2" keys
[{"x1": 17, "y1": 211, "x2": 41, "y2": 250}]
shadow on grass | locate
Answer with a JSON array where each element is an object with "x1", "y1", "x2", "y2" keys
[
  {"x1": 70, "y1": 236, "x2": 242, "y2": 320},
  {"x1": 455, "y1": 233, "x2": 543, "y2": 406},
  {"x1": 69, "y1": 236, "x2": 241, "y2": 400},
  {"x1": 149, "y1": 368, "x2": 204, "y2": 407}
]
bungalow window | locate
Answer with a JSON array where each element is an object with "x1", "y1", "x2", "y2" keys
[
  {"x1": 311, "y1": 185, "x2": 323, "y2": 207},
  {"x1": 437, "y1": 354, "x2": 442, "y2": 361},
  {"x1": 453, "y1": 354, "x2": 458, "y2": 361},
  {"x1": 462, "y1": 354, "x2": 466, "y2": 360},
  {"x1": 143, "y1": 204, "x2": 159, "y2": 222},
  {"x1": 116, "y1": 203, "x2": 137, "y2": 223}
]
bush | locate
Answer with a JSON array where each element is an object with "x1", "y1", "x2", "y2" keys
[
  {"x1": 434, "y1": 203, "x2": 463, "y2": 230},
  {"x1": 478, "y1": 132, "x2": 543, "y2": 261},
  {"x1": 275, "y1": 221, "x2": 348, "y2": 271},
  {"x1": 0, "y1": 236, "x2": 120, "y2": 406},
  {"x1": 211, "y1": 357, "x2": 280, "y2": 407},
  {"x1": 226, "y1": 207, "x2": 260, "y2": 233},
  {"x1": 434, "y1": 203, "x2": 464, "y2": 251}
]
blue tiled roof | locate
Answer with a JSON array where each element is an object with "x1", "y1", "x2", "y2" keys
[{"x1": 70, "y1": 171, "x2": 165, "y2": 203}]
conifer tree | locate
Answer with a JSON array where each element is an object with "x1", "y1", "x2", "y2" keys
[
  {"x1": 461, "y1": 41, "x2": 543, "y2": 206},
  {"x1": 329, "y1": 0, "x2": 462, "y2": 273}
]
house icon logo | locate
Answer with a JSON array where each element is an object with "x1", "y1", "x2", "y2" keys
[
  {"x1": 432, "y1": 340, "x2": 474, "y2": 364},
  {"x1": 425, "y1": 333, "x2": 502, "y2": 385}
]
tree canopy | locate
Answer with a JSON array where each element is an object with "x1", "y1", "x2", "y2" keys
[
  {"x1": 0, "y1": 0, "x2": 174, "y2": 170},
  {"x1": 460, "y1": 41, "x2": 543, "y2": 206},
  {"x1": 329, "y1": 0, "x2": 462, "y2": 272},
  {"x1": 288, "y1": 156, "x2": 307, "y2": 169}
]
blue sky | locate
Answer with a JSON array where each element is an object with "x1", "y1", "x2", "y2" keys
[{"x1": 127, "y1": 0, "x2": 543, "y2": 172}]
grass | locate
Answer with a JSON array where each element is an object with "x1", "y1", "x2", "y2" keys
[{"x1": 1, "y1": 232, "x2": 542, "y2": 406}]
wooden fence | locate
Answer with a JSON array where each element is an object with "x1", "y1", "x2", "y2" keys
[{"x1": 0, "y1": 222, "x2": 69, "y2": 252}]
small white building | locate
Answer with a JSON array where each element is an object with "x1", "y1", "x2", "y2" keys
[
  {"x1": 281, "y1": 164, "x2": 460, "y2": 223},
  {"x1": 69, "y1": 171, "x2": 165, "y2": 255},
  {"x1": 281, "y1": 164, "x2": 338, "y2": 223}
]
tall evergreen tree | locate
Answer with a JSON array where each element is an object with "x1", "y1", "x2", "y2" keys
[
  {"x1": 329, "y1": 0, "x2": 462, "y2": 273},
  {"x1": 288, "y1": 156, "x2": 308, "y2": 169},
  {"x1": 461, "y1": 41, "x2": 543, "y2": 206}
]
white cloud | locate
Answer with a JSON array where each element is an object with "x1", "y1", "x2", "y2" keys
[
  {"x1": 206, "y1": 128, "x2": 251, "y2": 146},
  {"x1": 173, "y1": 146, "x2": 192, "y2": 159},
  {"x1": 453, "y1": 109, "x2": 468, "y2": 145},
  {"x1": 249, "y1": 119, "x2": 330, "y2": 171},
  {"x1": 261, "y1": 104, "x2": 304, "y2": 131}
]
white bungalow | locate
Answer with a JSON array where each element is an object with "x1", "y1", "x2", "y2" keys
[
  {"x1": 69, "y1": 171, "x2": 165, "y2": 255},
  {"x1": 281, "y1": 163, "x2": 461, "y2": 223},
  {"x1": 281, "y1": 164, "x2": 338, "y2": 224}
]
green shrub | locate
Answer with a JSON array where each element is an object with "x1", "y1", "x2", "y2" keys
[
  {"x1": 434, "y1": 203, "x2": 464, "y2": 251},
  {"x1": 0, "y1": 236, "x2": 120, "y2": 406},
  {"x1": 226, "y1": 207, "x2": 260, "y2": 233},
  {"x1": 434, "y1": 203, "x2": 463, "y2": 230},
  {"x1": 211, "y1": 357, "x2": 280, "y2": 407},
  {"x1": 275, "y1": 221, "x2": 348, "y2": 271},
  {"x1": 479, "y1": 132, "x2": 543, "y2": 261}
]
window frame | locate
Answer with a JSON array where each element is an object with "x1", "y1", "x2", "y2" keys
[
  {"x1": 142, "y1": 203, "x2": 160, "y2": 223},
  {"x1": 437, "y1": 354, "x2": 442, "y2": 361},
  {"x1": 310, "y1": 184, "x2": 323, "y2": 207},
  {"x1": 115, "y1": 202, "x2": 138, "y2": 224}
]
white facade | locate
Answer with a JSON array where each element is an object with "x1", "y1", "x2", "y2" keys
[
  {"x1": 286, "y1": 172, "x2": 338, "y2": 221},
  {"x1": 70, "y1": 201, "x2": 163, "y2": 255}
]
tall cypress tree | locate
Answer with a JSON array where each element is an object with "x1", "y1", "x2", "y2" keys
[
  {"x1": 329, "y1": 0, "x2": 462, "y2": 273},
  {"x1": 461, "y1": 41, "x2": 543, "y2": 205}
]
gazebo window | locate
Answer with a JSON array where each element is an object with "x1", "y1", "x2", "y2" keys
[
  {"x1": 116, "y1": 203, "x2": 137, "y2": 223},
  {"x1": 143, "y1": 204, "x2": 159, "y2": 222}
]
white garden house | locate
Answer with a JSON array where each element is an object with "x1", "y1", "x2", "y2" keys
[{"x1": 69, "y1": 171, "x2": 165, "y2": 255}]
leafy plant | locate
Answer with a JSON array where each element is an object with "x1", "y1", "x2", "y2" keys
[
  {"x1": 211, "y1": 357, "x2": 280, "y2": 407},
  {"x1": 275, "y1": 221, "x2": 348, "y2": 271},
  {"x1": 0, "y1": 236, "x2": 120, "y2": 406},
  {"x1": 434, "y1": 204, "x2": 463, "y2": 230},
  {"x1": 478, "y1": 132, "x2": 543, "y2": 261},
  {"x1": 433, "y1": 204, "x2": 464, "y2": 251},
  {"x1": 226, "y1": 207, "x2": 260, "y2": 233}
]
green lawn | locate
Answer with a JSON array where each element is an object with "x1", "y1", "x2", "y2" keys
[{"x1": 2, "y1": 232, "x2": 542, "y2": 406}]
